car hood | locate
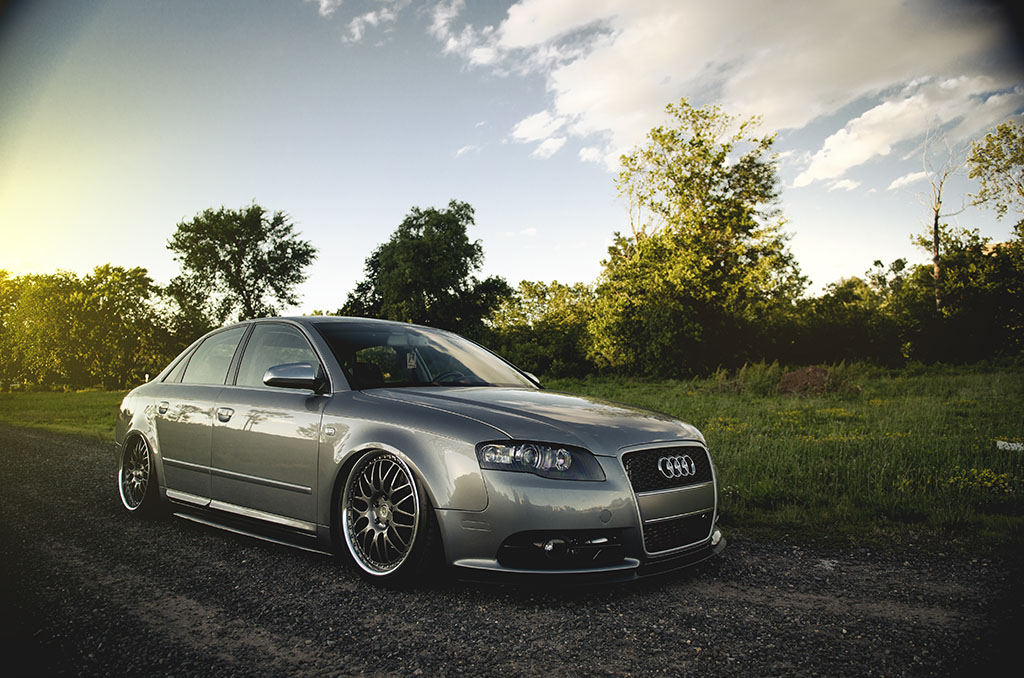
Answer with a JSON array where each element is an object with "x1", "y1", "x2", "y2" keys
[{"x1": 365, "y1": 387, "x2": 702, "y2": 455}]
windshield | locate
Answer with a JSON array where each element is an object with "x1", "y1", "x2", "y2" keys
[{"x1": 314, "y1": 321, "x2": 535, "y2": 390}]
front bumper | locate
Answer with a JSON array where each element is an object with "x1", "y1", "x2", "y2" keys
[{"x1": 436, "y1": 452, "x2": 724, "y2": 580}]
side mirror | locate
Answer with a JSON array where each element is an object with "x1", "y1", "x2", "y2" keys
[
  {"x1": 524, "y1": 371, "x2": 541, "y2": 386},
  {"x1": 263, "y1": 362, "x2": 325, "y2": 392}
]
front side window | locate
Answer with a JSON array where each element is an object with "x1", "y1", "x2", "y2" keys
[
  {"x1": 315, "y1": 321, "x2": 534, "y2": 390},
  {"x1": 235, "y1": 324, "x2": 321, "y2": 388},
  {"x1": 181, "y1": 326, "x2": 246, "y2": 385}
]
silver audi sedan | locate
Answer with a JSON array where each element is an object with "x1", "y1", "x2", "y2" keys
[{"x1": 115, "y1": 317, "x2": 725, "y2": 582}]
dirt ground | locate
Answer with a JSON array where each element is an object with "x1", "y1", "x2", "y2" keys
[{"x1": 1, "y1": 423, "x2": 1019, "y2": 676}]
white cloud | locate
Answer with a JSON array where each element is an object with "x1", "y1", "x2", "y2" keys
[
  {"x1": 531, "y1": 137, "x2": 567, "y2": 158},
  {"x1": 578, "y1": 146, "x2": 603, "y2": 163},
  {"x1": 455, "y1": 144, "x2": 479, "y2": 157},
  {"x1": 430, "y1": 0, "x2": 465, "y2": 39},
  {"x1": 511, "y1": 110, "x2": 566, "y2": 142},
  {"x1": 426, "y1": 0, "x2": 1022, "y2": 170},
  {"x1": 829, "y1": 179, "x2": 861, "y2": 192},
  {"x1": 794, "y1": 77, "x2": 1022, "y2": 186},
  {"x1": 887, "y1": 171, "x2": 928, "y2": 191},
  {"x1": 340, "y1": 1, "x2": 408, "y2": 43},
  {"x1": 308, "y1": 0, "x2": 344, "y2": 18}
]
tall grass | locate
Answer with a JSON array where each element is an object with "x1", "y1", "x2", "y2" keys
[{"x1": 548, "y1": 363, "x2": 1024, "y2": 551}]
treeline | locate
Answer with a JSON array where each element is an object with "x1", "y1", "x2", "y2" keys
[
  {"x1": 2, "y1": 102, "x2": 1022, "y2": 390},
  {"x1": 486, "y1": 225, "x2": 1024, "y2": 378},
  {"x1": 0, "y1": 204, "x2": 316, "y2": 390},
  {"x1": 0, "y1": 266, "x2": 190, "y2": 389}
]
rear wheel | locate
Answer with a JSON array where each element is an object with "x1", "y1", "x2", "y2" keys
[
  {"x1": 117, "y1": 436, "x2": 159, "y2": 514},
  {"x1": 341, "y1": 451, "x2": 438, "y2": 582}
]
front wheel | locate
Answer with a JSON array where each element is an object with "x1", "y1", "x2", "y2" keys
[
  {"x1": 340, "y1": 451, "x2": 438, "y2": 582},
  {"x1": 117, "y1": 436, "x2": 160, "y2": 514}
]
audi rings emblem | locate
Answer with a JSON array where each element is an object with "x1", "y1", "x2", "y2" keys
[{"x1": 658, "y1": 455, "x2": 696, "y2": 479}]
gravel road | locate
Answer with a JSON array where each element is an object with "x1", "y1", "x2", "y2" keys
[{"x1": 0, "y1": 423, "x2": 1018, "y2": 677}]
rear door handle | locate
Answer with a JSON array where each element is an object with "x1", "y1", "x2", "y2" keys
[
  {"x1": 216, "y1": 407, "x2": 234, "y2": 423},
  {"x1": 157, "y1": 401, "x2": 169, "y2": 415}
]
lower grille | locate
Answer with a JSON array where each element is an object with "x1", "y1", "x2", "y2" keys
[
  {"x1": 497, "y1": 529, "x2": 626, "y2": 570},
  {"x1": 642, "y1": 512, "x2": 713, "y2": 553}
]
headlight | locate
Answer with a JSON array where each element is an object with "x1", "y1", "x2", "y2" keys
[{"x1": 475, "y1": 441, "x2": 606, "y2": 481}]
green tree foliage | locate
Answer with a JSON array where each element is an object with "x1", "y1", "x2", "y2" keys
[
  {"x1": 487, "y1": 281, "x2": 596, "y2": 377},
  {"x1": 910, "y1": 225, "x2": 1024, "y2": 361},
  {"x1": 342, "y1": 200, "x2": 511, "y2": 339},
  {"x1": 591, "y1": 99, "x2": 806, "y2": 375},
  {"x1": 786, "y1": 277, "x2": 902, "y2": 366},
  {"x1": 168, "y1": 203, "x2": 317, "y2": 322},
  {"x1": 969, "y1": 120, "x2": 1024, "y2": 220},
  {"x1": 0, "y1": 270, "x2": 26, "y2": 387},
  {"x1": 803, "y1": 227, "x2": 1024, "y2": 365},
  {"x1": 0, "y1": 266, "x2": 171, "y2": 389}
]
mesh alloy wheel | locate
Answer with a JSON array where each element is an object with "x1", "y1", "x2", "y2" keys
[
  {"x1": 342, "y1": 451, "x2": 422, "y2": 577},
  {"x1": 118, "y1": 436, "x2": 157, "y2": 512}
]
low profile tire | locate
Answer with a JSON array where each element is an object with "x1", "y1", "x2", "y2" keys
[
  {"x1": 341, "y1": 451, "x2": 439, "y2": 583},
  {"x1": 117, "y1": 436, "x2": 160, "y2": 515}
]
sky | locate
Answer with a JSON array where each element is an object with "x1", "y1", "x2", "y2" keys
[{"x1": 1, "y1": 0, "x2": 1023, "y2": 315}]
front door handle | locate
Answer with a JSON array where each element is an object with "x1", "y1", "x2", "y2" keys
[
  {"x1": 216, "y1": 407, "x2": 234, "y2": 423},
  {"x1": 157, "y1": 401, "x2": 169, "y2": 415}
]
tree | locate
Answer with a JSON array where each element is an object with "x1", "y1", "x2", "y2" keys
[
  {"x1": 342, "y1": 200, "x2": 511, "y2": 338},
  {"x1": 0, "y1": 270, "x2": 25, "y2": 388},
  {"x1": 3, "y1": 266, "x2": 167, "y2": 389},
  {"x1": 590, "y1": 99, "x2": 805, "y2": 375},
  {"x1": 969, "y1": 119, "x2": 1024, "y2": 220},
  {"x1": 913, "y1": 136, "x2": 967, "y2": 310},
  {"x1": 488, "y1": 280, "x2": 596, "y2": 377},
  {"x1": 167, "y1": 203, "x2": 317, "y2": 322}
]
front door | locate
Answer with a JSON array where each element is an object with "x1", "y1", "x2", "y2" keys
[{"x1": 210, "y1": 323, "x2": 326, "y2": 530}]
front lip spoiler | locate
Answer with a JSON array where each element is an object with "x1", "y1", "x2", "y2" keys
[{"x1": 451, "y1": 535, "x2": 726, "y2": 586}]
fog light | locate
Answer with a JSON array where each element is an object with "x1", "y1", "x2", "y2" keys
[
  {"x1": 542, "y1": 538, "x2": 568, "y2": 559},
  {"x1": 711, "y1": 528, "x2": 722, "y2": 546}
]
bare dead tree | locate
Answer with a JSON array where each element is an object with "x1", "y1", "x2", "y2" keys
[{"x1": 917, "y1": 134, "x2": 968, "y2": 311}]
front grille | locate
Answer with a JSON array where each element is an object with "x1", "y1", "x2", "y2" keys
[
  {"x1": 643, "y1": 512, "x2": 713, "y2": 553},
  {"x1": 497, "y1": 529, "x2": 626, "y2": 570},
  {"x1": 622, "y1": 446, "x2": 712, "y2": 493}
]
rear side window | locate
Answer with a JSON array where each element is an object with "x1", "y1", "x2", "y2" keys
[
  {"x1": 181, "y1": 327, "x2": 246, "y2": 385},
  {"x1": 235, "y1": 324, "x2": 321, "y2": 388},
  {"x1": 163, "y1": 352, "x2": 191, "y2": 383}
]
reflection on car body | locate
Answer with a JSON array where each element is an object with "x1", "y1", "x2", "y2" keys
[{"x1": 116, "y1": 316, "x2": 724, "y2": 582}]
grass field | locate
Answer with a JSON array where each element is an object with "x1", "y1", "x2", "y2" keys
[
  {"x1": 549, "y1": 363, "x2": 1024, "y2": 552},
  {"x1": 1, "y1": 364, "x2": 1021, "y2": 551},
  {"x1": 0, "y1": 390, "x2": 123, "y2": 440}
]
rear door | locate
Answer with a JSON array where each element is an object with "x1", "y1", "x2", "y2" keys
[
  {"x1": 210, "y1": 322, "x2": 327, "y2": 530},
  {"x1": 155, "y1": 326, "x2": 246, "y2": 504}
]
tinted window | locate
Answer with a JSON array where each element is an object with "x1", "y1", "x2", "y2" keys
[
  {"x1": 181, "y1": 327, "x2": 246, "y2": 385},
  {"x1": 236, "y1": 324, "x2": 321, "y2": 388},
  {"x1": 314, "y1": 321, "x2": 534, "y2": 390},
  {"x1": 163, "y1": 351, "x2": 191, "y2": 383}
]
